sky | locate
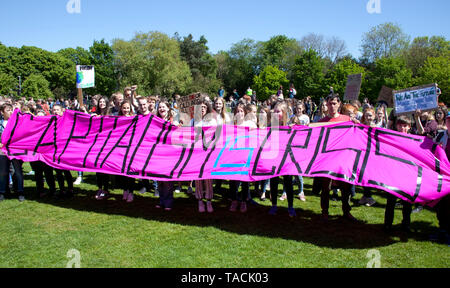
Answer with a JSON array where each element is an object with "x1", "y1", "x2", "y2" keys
[{"x1": 1, "y1": 0, "x2": 449, "y2": 59}]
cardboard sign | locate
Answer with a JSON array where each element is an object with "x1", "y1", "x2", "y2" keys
[
  {"x1": 344, "y1": 73, "x2": 362, "y2": 101},
  {"x1": 393, "y1": 84, "x2": 438, "y2": 115},
  {"x1": 178, "y1": 92, "x2": 204, "y2": 118},
  {"x1": 377, "y1": 86, "x2": 394, "y2": 107},
  {"x1": 76, "y1": 65, "x2": 95, "y2": 89}
]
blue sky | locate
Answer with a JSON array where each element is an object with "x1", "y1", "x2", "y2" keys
[{"x1": 1, "y1": 0, "x2": 449, "y2": 58}]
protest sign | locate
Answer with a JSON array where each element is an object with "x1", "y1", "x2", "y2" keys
[
  {"x1": 377, "y1": 86, "x2": 394, "y2": 107},
  {"x1": 393, "y1": 84, "x2": 438, "y2": 115},
  {"x1": 2, "y1": 110, "x2": 449, "y2": 206},
  {"x1": 344, "y1": 73, "x2": 362, "y2": 101},
  {"x1": 76, "y1": 65, "x2": 95, "y2": 89},
  {"x1": 178, "y1": 92, "x2": 206, "y2": 119}
]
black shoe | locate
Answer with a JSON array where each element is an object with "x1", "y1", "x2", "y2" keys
[
  {"x1": 0, "y1": 194, "x2": 4, "y2": 202},
  {"x1": 383, "y1": 225, "x2": 392, "y2": 233},
  {"x1": 18, "y1": 195, "x2": 25, "y2": 202}
]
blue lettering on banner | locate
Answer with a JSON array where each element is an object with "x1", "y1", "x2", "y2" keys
[{"x1": 211, "y1": 136, "x2": 257, "y2": 176}]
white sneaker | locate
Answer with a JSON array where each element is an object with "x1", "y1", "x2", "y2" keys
[
  {"x1": 27, "y1": 171, "x2": 35, "y2": 176},
  {"x1": 175, "y1": 188, "x2": 181, "y2": 194},
  {"x1": 139, "y1": 187, "x2": 147, "y2": 194},
  {"x1": 127, "y1": 192, "x2": 134, "y2": 203},
  {"x1": 73, "y1": 176, "x2": 82, "y2": 185},
  {"x1": 198, "y1": 200, "x2": 205, "y2": 213},
  {"x1": 279, "y1": 192, "x2": 286, "y2": 201},
  {"x1": 206, "y1": 201, "x2": 214, "y2": 213},
  {"x1": 298, "y1": 193, "x2": 306, "y2": 202},
  {"x1": 366, "y1": 197, "x2": 376, "y2": 207},
  {"x1": 359, "y1": 196, "x2": 368, "y2": 205},
  {"x1": 123, "y1": 190, "x2": 129, "y2": 201}
]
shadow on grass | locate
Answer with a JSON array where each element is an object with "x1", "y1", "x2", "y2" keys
[{"x1": 17, "y1": 183, "x2": 442, "y2": 250}]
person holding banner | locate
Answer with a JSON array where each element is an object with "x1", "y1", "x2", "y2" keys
[
  {"x1": 318, "y1": 94, "x2": 357, "y2": 222},
  {"x1": 52, "y1": 104, "x2": 74, "y2": 199},
  {"x1": 95, "y1": 97, "x2": 113, "y2": 200},
  {"x1": 118, "y1": 101, "x2": 136, "y2": 203},
  {"x1": 154, "y1": 100, "x2": 178, "y2": 211},
  {"x1": 358, "y1": 107, "x2": 377, "y2": 207},
  {"x1": 229, "y1": 103, "x2": 256, "y2": 213},
  {"x1": 0, "y1": 103, "x2": 25, "y2": 202},
  {"x1": 192, "y1": 98, "x2": 217, "y2": 213},
  {"x1": 268, "y1": 101, "x2": 296, "y2": 218},
  {"x1": 213, "y1": 97, "x2": 232, "y2": 198},
  {"x1": 383, "y1": 115, "x2": 414, "y2": 233}
]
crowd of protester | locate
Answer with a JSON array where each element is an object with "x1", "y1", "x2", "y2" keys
[{"x1": 0, "y1": 84, "x2": 449, "y2": 245}]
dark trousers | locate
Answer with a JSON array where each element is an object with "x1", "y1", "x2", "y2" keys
[
  {"x1": 55, "y1": 169, "x2": 73, "y2": 192},
  {"x1": 436, "y1": 195, "x2": 450, "y2": 232},
  {"x1": 158, "y1": 181, "x2": 174, "y2": 208},
  {"x1": 384, "y1": 193, "x2": 412, "y2": 229},
  {"x1": 0, "y1": 156, "x2": 24, "y2": 196},
  {"x1": 119, "y1": 176, "x2": 135, "y2": 193},
  {"x1": 320, "y1": 178, "x2": 352, "y2": 216},
  {"x1": 270, "y1": 176, "x2": 294, "y2": 208},
  {"x1": 30, "y1": 161, "x2": 56, "y2": 195},
  {"x1": 229, "y1": 181, "x2": 249, "y2": 202},
  {"x1": 96, "y1": 173, "x2": 110, "y2": 191}
]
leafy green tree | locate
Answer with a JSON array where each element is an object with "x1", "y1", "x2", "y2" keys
[
  {"x1": 113, "y1": 31, "x2": 192, "y2": 97},
  {"x1": 0, "y1": 72, "x2": 17, "y2": 97},
  {"x1": 88, "y1": 39, "x2": 117, "y2": 97},
  {"x1": 224, "y1": 39, "x2": 259, "y2": 95},
  {"x1": 361, "y1": 22, "x2": 410, "y2": 62},
  {"x1": 291, "y1": 50, "x2": 327, "y2": 101},
  {"x1": 416, "y1": 56, "x2": 450, "y2": 103},
  {"x1": 252, "y1": 65, "x2": 289, "y2": 101},
  {"x1": 365, "y1": 57, "x2": 413, "y2": 103},
  {"x1": 403, "y1": 36, "x2": 450, "y2": 76},
  {"x1": 22, "y1": 74, "x2": 53, "y2": 99},
  {"x1": 325, "y1": 58, "x2": 366, "y2": 99},
  {"x1": 177, "y1": 34, "x2": 220, "y2": 95}
]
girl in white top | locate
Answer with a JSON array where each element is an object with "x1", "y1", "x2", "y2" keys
[{"x1": 192, "y1": 98, "x2": 216, "y2": 213}]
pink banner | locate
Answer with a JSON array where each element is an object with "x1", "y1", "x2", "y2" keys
[{"x1": 2, "y1": 110, "x2": 449, "y2": 206}]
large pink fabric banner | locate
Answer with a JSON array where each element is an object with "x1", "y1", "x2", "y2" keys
[{"x1": 2, "y1": 110, "x2": 449, "y2": 205}]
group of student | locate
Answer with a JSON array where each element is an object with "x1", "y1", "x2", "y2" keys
[{"x1": 0, "y1": 86, "x2": 449, "y2": 244}]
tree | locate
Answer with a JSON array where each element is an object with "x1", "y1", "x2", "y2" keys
[
  {"x1": 88, "y1": 39, "x2": 117, "y2": 97},
  {"x1": 360, "y1": 22, "x2": 410, "y2": 62},
  {"x1": 222, "y1": 39, "x2": 259, "y2": 96},
  {"x1": 291, "y1": 50, "x2": 327, "y2": 101},
  {"x1": 325, "y1": 59, "x2": 366, "y2": 99},
  {"x1": 416, "y1": 56, "x2": 450, "y2": 104},
  {"x1": 0, "y1": 73, "x2": 17, "y2": 97},
  {"x1": 113, "y1": 31, "x2": 192, "y2": 97},
  {"x1": 252, "y1": 65, "x2": 289, "y2": 101},
  {"x1": 365, "y1": 57, "x2": 413, "y2": 103},
  {"x1": 22, "y1": 74, "x2": 53, "y2": 99},
  {"x1": 177, "y1": 34, "x2": 220, "y2": 95},
  {"x1": 403, "y1": 36, "x2": 450, "y2": 76},
  {"x1": 299, "y1": 33, "x2": 348, "y2": 64}
]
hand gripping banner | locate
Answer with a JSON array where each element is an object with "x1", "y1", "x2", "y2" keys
[{"x1": 2, "y1": 110, "x2": 449, "y2": 206}]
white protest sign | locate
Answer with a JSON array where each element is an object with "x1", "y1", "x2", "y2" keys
[
  {"x1": 393, "y1": 84, "x2": 438, "y2": 115},
  {"x1": 76, "y1": 65, "x2": 95, "y2": 89}
]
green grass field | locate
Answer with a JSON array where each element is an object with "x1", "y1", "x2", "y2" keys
[{"x1": 0, "y1": 163, "x2": 448, "y2": 268}]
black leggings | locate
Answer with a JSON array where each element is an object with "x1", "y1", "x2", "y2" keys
[
  {"x1": 229, "y1": 181, "x2": 249, "y2": 202},
  {"x1": 30, "y1": 161, "x2": 56, "y2": 195},
  {"x1": 270, "y1": 176, "x2": 294, "y2": 208},
  {"x1": 96, "y1": 173, "x2": 110, "y2": 191}
]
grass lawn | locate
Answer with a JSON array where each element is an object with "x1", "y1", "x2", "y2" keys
[{"x1": 0, "y1": 163, "x2": 448, "y2": 268}]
